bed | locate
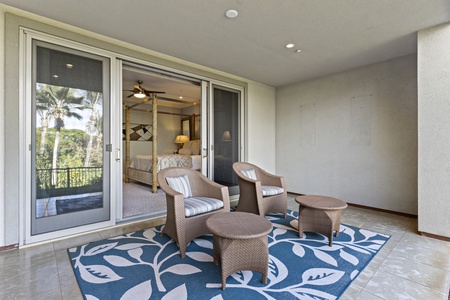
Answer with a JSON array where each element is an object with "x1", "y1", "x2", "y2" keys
[{"x1": 127, "y1": 140, "x2": 202, "y2": 186}]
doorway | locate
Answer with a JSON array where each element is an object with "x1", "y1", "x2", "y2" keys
[{"x1": 120, "y1": 63, "x2": 202, "y2": 220}]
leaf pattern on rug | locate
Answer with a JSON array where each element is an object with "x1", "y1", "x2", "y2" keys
[{"x1": 68, "y1": 210, "x2": 390, "y2": 300}]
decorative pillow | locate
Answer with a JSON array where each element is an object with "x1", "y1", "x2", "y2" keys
[
  {"x1": 190, "y1": 141, "x2": 200, "y2": 155},
  {"x1": 182, "y1": 141, "x2": 193, "y2": 150},
  {"x1": 166, "y1": 174, "x2": 192, "y2": 198},
  {"x1": 240, "y1": 169, "x2": 257, "y2": 180},
  {"x1": 179, "y1": 148, "x2": 192, "y2": 155}
]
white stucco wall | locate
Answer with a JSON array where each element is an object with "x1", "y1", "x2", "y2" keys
[
  {"x1": 246, "y1": 82, "x2": 276, "y2": 173},
  {"x1": 418, "y1": 23, "x2": 450, "y2": 238},
  {"x1": 276, "y1": 55, "x2": 418, "y2": 214}
]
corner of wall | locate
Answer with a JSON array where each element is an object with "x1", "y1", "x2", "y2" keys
[
  {"x1": 0, "y1": 7, "x2": 5, "y2": 246},
  {"x1": 417, "y1": 22, "x2": 450, "y2": 238}
]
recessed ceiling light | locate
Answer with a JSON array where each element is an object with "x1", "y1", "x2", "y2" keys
[
  {"x1": 295, "y1": 49, "x2": 302, "y2": 53},
  {"x1": 225, "y1": 9, "x2": 238, "y2": 19},
  {"x1": 66, "y1": 63, "x2": 73, "y2": 69},
  {"x1": 52, "y1": 74, "x2": 59, "y2": 78},
  {"x1": 179, "y1": 96, "x2": 183, "y2": 99},
  {"x1": 285, "y1": 43, "x2": 295, "y2": 49}
]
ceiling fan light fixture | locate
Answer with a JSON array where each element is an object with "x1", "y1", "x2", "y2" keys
[{"x1": 134, "y1": 92, "x2": 146, "y2": 98}]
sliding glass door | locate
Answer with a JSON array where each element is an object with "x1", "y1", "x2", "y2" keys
[
  {"x1": 30, "y1": 40, "x2": 111, "y2": 235},
  {"x1": 210, "y1": 85, "x2": 242, "y2": 195}
]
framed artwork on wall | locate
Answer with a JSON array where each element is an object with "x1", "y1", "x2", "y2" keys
[{"x1": 122, "y1": 123, "x2": 153, "y2": 141}]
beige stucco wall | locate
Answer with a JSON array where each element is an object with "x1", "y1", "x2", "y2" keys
[
  {"x1": 246, "y1": 82, "x2": 276, "y2": 173},
  {"x1": 276, "y1": 55, "x2": 418, "y2": 214},
  {"x1": 418, "y1": 23, "x2": 450, "y2": 238}
]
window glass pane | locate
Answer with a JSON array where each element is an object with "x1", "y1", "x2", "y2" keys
[
  {"x1": 36, "y1": 47, "x2": 103, "y2": 92},
  {"x1": 213, "y1": 87, "x2": 239, "y2": 187},
  {"x1": 34, "y1": 45, "x2": 104, "y2": 220}
]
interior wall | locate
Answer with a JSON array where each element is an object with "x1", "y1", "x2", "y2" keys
[
  {"x1": 181, "y1": 104, "x2": 201, "y2": 140},
  {"x1": 418, "y1": 23, "x2": 450, "y2": 238},
  {"x1": 276, "y1": 55, "x2": 418, "y2": 214},
  {"x1": 122, "y1": 108, "x2": 181, "y2": 171}
]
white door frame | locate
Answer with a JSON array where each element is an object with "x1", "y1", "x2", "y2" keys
[
  {"x1": 19, "y1": 29, "x2": 119, "y2": 244},
  {"x1": 18, "y1": 29, "x2": 246, "y2": 243}
]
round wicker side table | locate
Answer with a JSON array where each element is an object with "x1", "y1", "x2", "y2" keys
[
  {"x1": 296, "y1": 195, "x2": 348, "y2": 246},
  {"x1": 205, "y1": 211, "x2": 273, "y2": 290}
]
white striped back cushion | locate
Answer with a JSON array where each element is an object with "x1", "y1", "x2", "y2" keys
[
  {"x1": 184, "y1": 197, "x2": 224, "y2": 217},
  {"x1": 240, "y1": 169, "x2": 257, "y2": 180},
  {"x1": 261, "y1": 185, "x2": 284, "y2": 196},
  {"x1": 166, "y1": 174, "x2": 192, "y2": 198}
]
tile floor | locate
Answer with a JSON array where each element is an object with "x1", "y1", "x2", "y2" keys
[{"x1": 0, "y1": 194, "x2": 449, "y2": 300}]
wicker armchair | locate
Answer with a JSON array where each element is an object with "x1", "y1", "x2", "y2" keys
[
  {"x1": 232, "y1": 162, "x2": 287, "y2": 218},
  {"x1": 158, "y1": 167, "x2": 230, "y2": 258}
]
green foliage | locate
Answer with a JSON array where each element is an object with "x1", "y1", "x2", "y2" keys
[
  {"x1": 35, "y1": 128, "x2": 103, "y2": 191},
  {"x1": 36, "y1": 128, "x2": 91, "y2": 168},
  {"x1": 35, "y1": 84, "x2": 105, "y2": 191}
]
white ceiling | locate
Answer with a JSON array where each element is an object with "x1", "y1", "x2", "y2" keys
[{"x1": 2, "y1": 0, "x2": 450, "y2": 87}]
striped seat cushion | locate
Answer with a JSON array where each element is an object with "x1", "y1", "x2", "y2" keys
[
  {"x1": 240, "y1": 169, "x2": 257, "y2": 180},
  {"x1": 261, "y1": 185, "x2": 284, "y2": 197},
  {"x1": 184, "y1": 197, "x2": 224, "y2": 217},
  {"x1": 166, "y1": 174, "x2": 192, "y2": 198}
]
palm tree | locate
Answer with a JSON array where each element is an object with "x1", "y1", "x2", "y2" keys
[
  {"x1": 36, "y1": 86, "x2": 53, "y2": 155},
  {"x1": 83, "y1": 91, "x2": 102, "y2": 167},
  {"x1": 40, "y1": 85, "x2": 84, "y2": 185}
]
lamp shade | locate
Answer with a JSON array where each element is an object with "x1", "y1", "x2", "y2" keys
[
  {"x1": 175, "y1": 135, "x2": 189, "y2": 144},
  {"x1": 222, "y1": 130, "x2": 231, "y2": 142}
]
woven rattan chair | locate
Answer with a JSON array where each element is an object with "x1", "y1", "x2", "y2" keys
[
  {"x1": 232, "y1": 162, "x2": 287, "y2": 218},
  {"x1": 158, "y1": 167, "x2": 230, "y2": 258}
]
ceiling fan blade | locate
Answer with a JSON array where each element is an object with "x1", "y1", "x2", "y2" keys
[
  {"x1": 144, "y1": 90, "x2": 165, "y2": 95},
  {"x1": 127, "y1": 94, "x2": 134, "y2": 98}
]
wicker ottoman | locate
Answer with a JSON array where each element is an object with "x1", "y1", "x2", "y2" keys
[
  {"x1": 205, "y1": 212, "x2": 273, "y2": 290},
  {"x1": 296, "y1": 195, "x2": 348, "y2": 246}
]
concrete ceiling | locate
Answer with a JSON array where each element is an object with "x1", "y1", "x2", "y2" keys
[{"x1": 1, "y1": 0, "x2": 450, "y2": 87}]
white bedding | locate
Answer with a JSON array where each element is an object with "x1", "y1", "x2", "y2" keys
[{"x1": 130, "y1": 154, "x2": 201, "y2": 172}]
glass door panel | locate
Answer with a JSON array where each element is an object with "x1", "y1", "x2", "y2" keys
[
  {"x1": 212, "y1": 86, "x2": 240, "y2": 195},
  {"x1": 31, "y1": 41, "x2": 110, "y2": 235}
]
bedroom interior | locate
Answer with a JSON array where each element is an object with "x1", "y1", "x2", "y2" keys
[{"x1": 121, "y1": 64, "x2": 203, "y2": 219}]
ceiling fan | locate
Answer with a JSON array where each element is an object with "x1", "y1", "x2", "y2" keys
[{"x1": 124, "y1": 80, "x2": 165, "y2": 98}]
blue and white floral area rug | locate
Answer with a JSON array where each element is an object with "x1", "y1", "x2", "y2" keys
[{"x1": 67, "y1": 210, "x2": 389, "y2": 300}]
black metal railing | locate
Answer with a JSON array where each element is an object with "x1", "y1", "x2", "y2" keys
[{"x1": 36, "y1": 167, "x2": 103, "y2": 198}]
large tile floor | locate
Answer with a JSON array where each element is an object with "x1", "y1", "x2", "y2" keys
[{"x1": 1, "y1": 194, "x2": 449, "y2": 299}]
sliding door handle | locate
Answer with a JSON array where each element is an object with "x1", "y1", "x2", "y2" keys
[{"x1": 116, "y1": 148, "x2": 120, "y2": 162}]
